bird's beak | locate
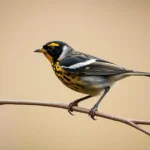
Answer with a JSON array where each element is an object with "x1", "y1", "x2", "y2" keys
[{"x1": 34, "y1": 48, "x2": 46, "y2": 53}]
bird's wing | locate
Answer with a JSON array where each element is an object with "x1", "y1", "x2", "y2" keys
[{"x1": 60, "y1": 52, "x2": 131, "y2": 76}]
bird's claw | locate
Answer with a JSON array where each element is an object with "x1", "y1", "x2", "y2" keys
[
  {"x1": 89, "y1": 107, "x2": 98, "y2": 120},
  {"x1": 68, "y1": 102, "x2": 78, "y2": 116}
]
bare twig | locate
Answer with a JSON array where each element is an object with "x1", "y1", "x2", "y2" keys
[{"x1": 0, "y1": 99, "x2": 150, "y2": 136}]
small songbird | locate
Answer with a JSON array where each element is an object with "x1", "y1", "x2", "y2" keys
[{"x1": 34, "y1": 41, "x2": 150, "y2": 120}]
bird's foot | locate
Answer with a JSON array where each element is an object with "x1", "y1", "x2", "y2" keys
[
  {"x1": 68, "y1": 102, "x2": 78, "y2": 115},
  {"x1": 88, "y1": 107, "x2": 98, "y2": 120}
]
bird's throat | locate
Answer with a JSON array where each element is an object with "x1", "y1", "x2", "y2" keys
[{"x1": 44, "y1": 53, "x2": 53, "y2": 63}]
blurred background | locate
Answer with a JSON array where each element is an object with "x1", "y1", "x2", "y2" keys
[{"x1": 0, "y1": 0, "x2": 150, "y2": 149}]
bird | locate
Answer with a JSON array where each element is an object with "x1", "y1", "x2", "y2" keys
[{"x1": 34, "y1": 41, "x2": 150, "y2": 120}]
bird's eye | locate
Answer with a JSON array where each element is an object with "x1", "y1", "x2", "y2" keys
[{"x1": 48, "y1": 46, "x2": 55, "y2": 51}]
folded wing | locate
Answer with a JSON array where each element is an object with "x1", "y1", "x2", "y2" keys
[{"x1": 60, "y1": 54, "x2": 131, "y2": 76}]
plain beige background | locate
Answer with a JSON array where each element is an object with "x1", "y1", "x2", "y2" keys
[{"x1": 0, "y1": 0, "x2": 150, "y2": 149}]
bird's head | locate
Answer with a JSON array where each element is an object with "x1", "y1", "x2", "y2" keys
[{"x1": 34, "y1": 41, "x2": 71, "y2": 63}]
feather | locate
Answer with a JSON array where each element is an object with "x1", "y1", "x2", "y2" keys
[{"x1": 60, "y1": 52, "x2": 131, "y2": 76}]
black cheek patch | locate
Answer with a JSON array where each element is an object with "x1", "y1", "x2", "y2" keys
[{"x1": 47, "y1": 48, "x2": 62, "y2": 63}]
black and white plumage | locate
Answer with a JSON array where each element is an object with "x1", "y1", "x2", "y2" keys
[
  {"x1": 60, "y1": 53, "x2": 129, "y2": 76},
  {"x1": 34, "y1": 41, "x2": 150, "y2": 120},
  {"x1": 60, "y1": 46, "x2": 150, "y2": 79}
]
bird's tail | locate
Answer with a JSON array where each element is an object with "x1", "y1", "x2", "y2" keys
[
  {"x1": 126, "y1": 71, "x2": 150, "y2": 77},
  {"x1": 112, "y1": 70, "x2": 150, "y2": 81}
]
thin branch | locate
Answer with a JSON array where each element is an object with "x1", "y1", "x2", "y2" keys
[{"x1": 0, "y1": 99, "x2": 150, "y2": 136}]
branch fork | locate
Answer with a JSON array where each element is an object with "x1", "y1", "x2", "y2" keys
[{"x1": 0, "y1": 99, "x2": 150, "y2": 136}]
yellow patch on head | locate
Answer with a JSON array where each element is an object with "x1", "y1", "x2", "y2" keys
[{"x1": 48, "y1": 42, "x2": 59, "y2": 47}]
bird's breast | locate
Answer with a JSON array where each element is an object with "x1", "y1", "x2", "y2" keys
[
  {"x1": 51, "y1": 62, "x2": 107, "y2": 96},
  {"x1": 52, "y1": 62, "x2": 84, "y2": 93}
]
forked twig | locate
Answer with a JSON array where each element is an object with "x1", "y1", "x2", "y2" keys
[{"x1": 0, "y1": 99, "x2": 150, "y2": 136}]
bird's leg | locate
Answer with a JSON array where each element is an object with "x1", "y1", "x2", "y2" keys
[
  {"x1": 68, "y1": 95, "x2": 92, "y2": 115},
  {"x1": 89, "y1": 87, "x2": 110, "y2": 120}
]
